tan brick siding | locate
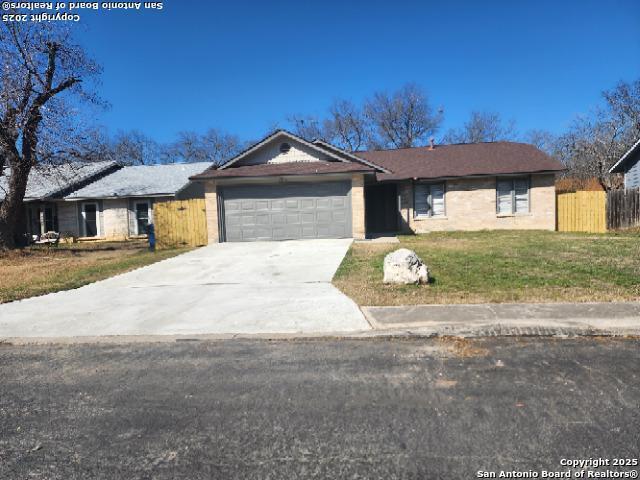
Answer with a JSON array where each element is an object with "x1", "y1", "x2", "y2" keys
[
  {"x1": 399, "y1": 174, "x2": 556, "y2": 233},
  {"x1": 351, "y1": 174, "x2": 366, "y2": 239},
  {"x1": 204, "y1": 180, "x2": 219, "y2": 243}
]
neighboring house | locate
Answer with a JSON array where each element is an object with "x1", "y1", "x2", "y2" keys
[
  {"x1": 609, "y1": 138, "x2": 640, "y2": 189},
  {"x1": 0, "y1": 161, "x2": 211, "y2": 241},
  {"x1": 191, "y1": 130, "x2": 564, "y2": 243},
  {"x1": 0, "y1": 161, "x2": 120, "y2": 238},
  {"x1": 63, "y1": 163, "x2": 212, "y2": 240}
]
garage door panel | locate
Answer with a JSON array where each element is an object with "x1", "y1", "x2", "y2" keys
[
  {"x1": 301, "y1": 225, "x2": 316, "y2": 238},
  {"x1": 286, "y1": 213, "x2": 300, "y2": 224},
  {"x1": 333, "y1": 211, "x2": 346, "y2": 222},
  {"x1": 301, "y1": 213, "x2": 315, "y2": 223},
  {"x1": 255, "y1": 214, "x2": 270, "y2": 225},
  {"x1": 272, "y1": 213, "x2": 286, "y2": 224},
  {"x1": 222, "y1": 182, "x2": 351, "y2": 242},
  {"x1": 317, "y1": 211, "x2": 332, "y2": 222},
  {"x1": 316, "y1": 198, "x2": 331, "y2": 209}
]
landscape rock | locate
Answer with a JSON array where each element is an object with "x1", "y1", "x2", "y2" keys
[{"x1": 383, "y1": 248, "x2": 429, "y2": 285}]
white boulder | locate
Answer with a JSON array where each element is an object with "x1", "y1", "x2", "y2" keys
[{"x1": 383, "y1": 248, "x2": 429, "y2": 285}]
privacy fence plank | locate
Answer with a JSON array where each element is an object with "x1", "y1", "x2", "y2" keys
[
  {"x1": 154, "y1": 199, "x2": 208, "y2": 248},
  {"x1": 607, "y1": 188, "x2": 640, "y2": 230},
  {"x1": 556, "y1": 191, "x2": 606, "y2": 233}
]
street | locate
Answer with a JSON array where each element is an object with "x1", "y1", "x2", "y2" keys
[{"x1": 1, "y1": 337, "x2": 639, "y2": 479}]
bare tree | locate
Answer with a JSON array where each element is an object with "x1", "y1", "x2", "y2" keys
[
  {"x1": 364, "y1": 83, "x2": 443, "y2": 149},
  {"x1": 165, "y1": 129, "x2": 242, "y2": 165},
  {"x1": 442, "y1": 111, "x2": 516, "y2": 144},
  {"x1": 323, "y1": 100, "x2": 369, "y2": 152},
  {"x1": 524, "y1": 129, "x2": 558, "y2": 155},
  {"x1": 0, "y1": 22, "x2": 101, "y2": 248},
  {"x1": 110, "y1": 130, "x2": 159, "y2": 165},
  {"x1": 554, "y1": 78, "x2": 640, "y2": 186},
  {"x1": 287, "y1": 115, "x2": 325, "y2": 142}
]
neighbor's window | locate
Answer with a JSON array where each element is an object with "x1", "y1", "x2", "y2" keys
[
  {"x1": 414, "y1": 183, "x2": 445, "y2": 217},
  {"x1": 497, "y1": 177, "x2": 530, "y2": 215},
  {"x1": 135, "y1": 202, "x2": 150, "y2": 235}
]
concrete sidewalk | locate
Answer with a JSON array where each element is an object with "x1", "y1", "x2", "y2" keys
[{"x1": 363, "y1": 302, "x2": 640, "y2": 337}]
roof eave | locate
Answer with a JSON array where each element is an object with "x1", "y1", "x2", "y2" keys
[
  {"x1": 217, "y1": 130, "x2": 352, "y2": 171},
  {"x1": 378, "y1": 168, "x2": 565, "y2": 182},
  {"x1": 197, "y1": 170, "x2": 375, "y2": 181},
  {"x1": 609, "y1": 138, "x2": 640, "y2": 173}
]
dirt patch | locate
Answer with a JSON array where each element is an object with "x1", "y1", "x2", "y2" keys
[{"x1": 438, "y1": 337, "x2": 490, "y2": 358}]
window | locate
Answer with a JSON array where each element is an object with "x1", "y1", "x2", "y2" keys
[
  {"x1": 497, "y1": 177, "x2": 530, "y2": 215},
  {"x1": 135, "y1": 202, "x2": 150, "y2": 235},
  {"x1": 279, "y1": 142, "x2": 291, "y2": 154},
  {"x1": 414, "y1": 183, "x2": 445, "y2": 217}
]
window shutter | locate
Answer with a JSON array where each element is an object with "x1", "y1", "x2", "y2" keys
[
  {"x1": 414, "y1": 184, "x2": 430, "y2": 217},
  {"x1": 514, "y1": 178, "x2": 529, "y2": 213},
  {"x1": 431, "y1": 184, "x2": 445, "y2": 216},
  {"x1": 497, "y1": 180, "x2": 513, "y2": 214}
]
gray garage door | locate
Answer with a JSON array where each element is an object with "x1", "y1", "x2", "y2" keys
[{"x1": 221, "y1": 181, "x2": 352, "y2": 242}]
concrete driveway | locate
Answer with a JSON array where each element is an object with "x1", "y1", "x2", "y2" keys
[{"x1": 0, "y1": 239, "x2": 370, "y2": 338}]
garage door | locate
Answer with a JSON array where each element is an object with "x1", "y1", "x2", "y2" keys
[{"x1": 221, "y1": 181, "x2": 352, "y2": 242}]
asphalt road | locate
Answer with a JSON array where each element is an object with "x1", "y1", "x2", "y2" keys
[{"x1": 1, "y1": 337, "x2": 639, "y2": 479}]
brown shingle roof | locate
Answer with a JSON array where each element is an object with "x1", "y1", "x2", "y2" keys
[
  {"x1": 357, "y1": 142, "x2": 564, "y2": 181},
  {"x1": 191, "y1": 161, "x2": 374, "y2": 179}
]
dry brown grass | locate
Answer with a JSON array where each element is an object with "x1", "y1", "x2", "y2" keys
[
  {"x1": 0, "y1": 242, "x2": 189, "y2": 303},
  {"x1": 438, "y1": 337, "x2": 490, "y2": 357}
]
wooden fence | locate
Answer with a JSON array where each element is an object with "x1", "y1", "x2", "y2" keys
[
  {"x1": 556, "y1": 191, "x2": 607, "y2": 233},
  {"x1": 154, "y1": 198, "x2": 208, "y2": 248},
  {"x1": 607, "y1": 188, "x2": 640, "y2": 230}
]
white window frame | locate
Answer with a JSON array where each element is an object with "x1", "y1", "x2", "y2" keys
[
  {"x1": 81, "y1": 202, "x2": 101, "y2": 237},
  {"x1": 496, "y1": 176, "x2": 530, "y2": 215},
  {"x1": 134, "y1": 200, "x2": 151, "y2": 235},
  {"x1": 414, "y1": 182, "x2": 446, "y2": 218}
]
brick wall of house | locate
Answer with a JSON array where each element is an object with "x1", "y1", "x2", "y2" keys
[
  {"x1": 351, "y1": 174, "x2": 366, "y2": 239},
  {"x1": 397, "y1": 173, "x2": 556, "y2": 233},
  {"x1": 204, "y1": 180, "x2": 219, "y2": 244}
]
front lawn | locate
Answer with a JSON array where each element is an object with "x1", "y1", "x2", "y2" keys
[
  {"x1": 333, "y1": 231, "x2": 640, "y2": 305},
  {"x1": 0, "y1": 241, "x2": 190, "y2": 304}
]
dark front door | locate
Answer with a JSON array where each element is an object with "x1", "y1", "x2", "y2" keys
[
  {"x1": 83, "y1": 203, "x2": 98, "y2": 237},
  {"x1": 365, "y1": 184, "x2": 398, "y2": 234}
]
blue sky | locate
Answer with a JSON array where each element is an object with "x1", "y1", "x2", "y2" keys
[{"x1": 76, "y1": 0, "x2": 640, "y2": 144}]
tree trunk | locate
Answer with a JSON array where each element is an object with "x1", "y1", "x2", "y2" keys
[{"x1": 0, "y1": 161, "x2": 31, "y2": 249}]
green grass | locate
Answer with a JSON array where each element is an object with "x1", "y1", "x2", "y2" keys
[
  {"x1": 333, "y1": 230, "x2": 640, "y2": 305},
  {"x1": 0, "y1": 242, "x2": 190, "y2": 304}
]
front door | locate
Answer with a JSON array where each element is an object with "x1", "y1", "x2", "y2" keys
[
  {"x1": 365, "y1": 184, "x2": 398, "y2": 234},
  {"x1": 82, "y1": 203, "x2": 99, "y2": 237}
]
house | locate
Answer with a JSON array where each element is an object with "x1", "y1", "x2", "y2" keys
[
  {"x1": 62, "y1": 162, "x2": 212, "y2": 240},
  {"x1": 0, "y1": 161, "x2": 119, "y2": 238},
  {"x1": 609, "y1": 138, "x2": 640, "y2": 189},
  {"x1": 191, "y1": 130, "x2": 564, "y2": 243},
  {"x1": 1, "y1": 161, "x2": 211, "y2": 241}
]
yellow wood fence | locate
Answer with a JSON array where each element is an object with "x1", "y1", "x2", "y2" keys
[
  {"x1": 154, "y1": 198, "x2": 208, "y2": 248},
  {"x1": 556, "y1": 191, "x2": 607, "y2": 233}
]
